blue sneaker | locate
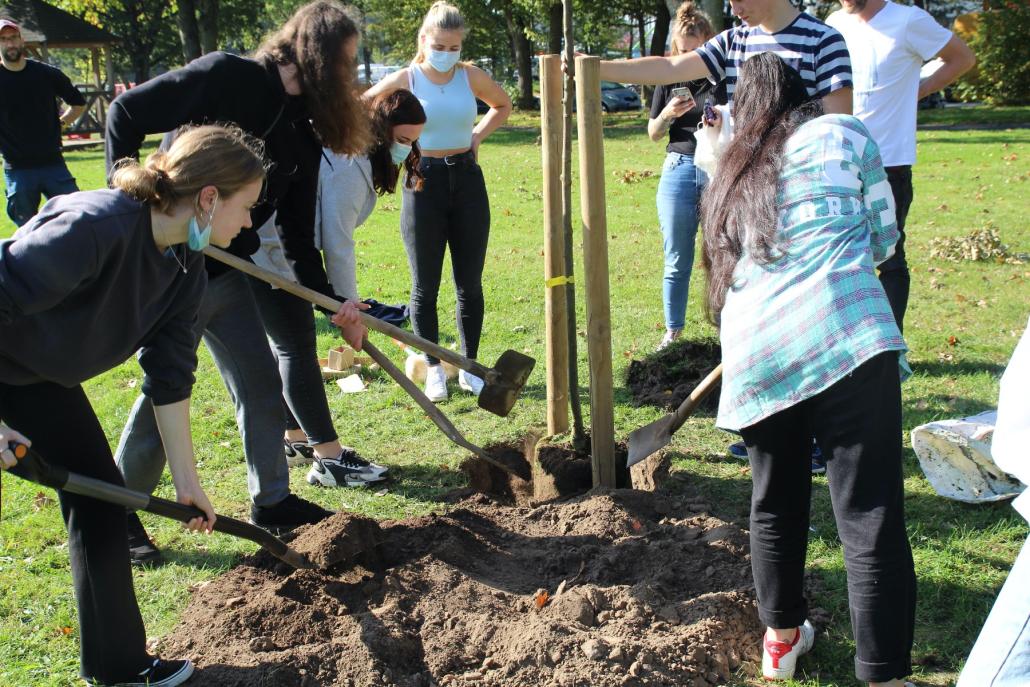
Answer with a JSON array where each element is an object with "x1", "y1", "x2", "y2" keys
[
  {"x1": 728, "y1": 441, "x2": 748, "y2": 459},
  {"x1": 811, "y1": 441, "x2": 826, "y2": 475}
]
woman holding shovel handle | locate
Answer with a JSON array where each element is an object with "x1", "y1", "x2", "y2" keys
[
  {"x1": 0, "y1": 124, "x2": 266, "y2": 687},
  {"x1": 702, "y1": 54, "x2": 915, "y2": 686}
]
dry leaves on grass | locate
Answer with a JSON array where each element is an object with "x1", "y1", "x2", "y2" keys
[
  {"x1": 613, "y1": 169, "x2": 655, "y2": 184},
  {"x1": 928, "y1": 227, "x2": 1026, "y2": 264}
]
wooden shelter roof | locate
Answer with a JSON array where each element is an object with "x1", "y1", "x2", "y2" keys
[{"x1": 0, "y1": 0, "x2": 117, "y2": 48}]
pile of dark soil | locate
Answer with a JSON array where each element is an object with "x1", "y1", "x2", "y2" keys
[
  {"x1": 160, "y1": 490, "x2": 761, "y2": 686},
  {"x1": 625, "y1": 339, "x2": 721, "y2": 412}
]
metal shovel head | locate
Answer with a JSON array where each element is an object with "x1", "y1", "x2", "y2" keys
[
  {"x1": 477, "y1": 349, "x2": 536, "y2": 417},
  {"x1": 627, "y1": 414, "x2": 676, "y2": 468},
  {"x1": 912, "y1": 418, "x2": 1023, "y2": 503}
]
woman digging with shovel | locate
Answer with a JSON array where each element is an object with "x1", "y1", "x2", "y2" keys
[
  {"x1": 0, "y1": 124, "x2": 266, "y2": 687},
  {"x1": 701, "y1": 53, "x2": 915, "y2": 686}
]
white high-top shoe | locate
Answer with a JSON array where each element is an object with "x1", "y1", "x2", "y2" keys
[{"x1": 424, "y1": 363, "x2": 448, "y2": 402}]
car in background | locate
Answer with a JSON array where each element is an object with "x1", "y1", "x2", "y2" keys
[{"x1": 600, "y1": 81, "x2": 641, "y2": 112}]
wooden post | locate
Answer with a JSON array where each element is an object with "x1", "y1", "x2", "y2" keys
[
  {"x1": 574, "y1": 56, "x2": 616, "y2": 488},
  {"x1": 539, "y1": 55, "x2": 570, "y2": 436}
]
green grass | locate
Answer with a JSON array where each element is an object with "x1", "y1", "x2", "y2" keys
[{"x1": 2, "y1": 105, "x2": 1028, "y2": 686}]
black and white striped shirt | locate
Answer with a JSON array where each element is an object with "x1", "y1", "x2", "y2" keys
[{"x1": 695, "y1": 12, "x2": 852, "y2": 105}]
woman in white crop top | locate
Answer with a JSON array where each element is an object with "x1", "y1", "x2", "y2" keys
[{"x1": 364, "y1": 0, "x2": 511, "y2": 402}]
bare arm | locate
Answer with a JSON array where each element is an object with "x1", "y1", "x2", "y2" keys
[
  {"x1": 821, "y1": 87, "x2": 853, "y2": 115},
  {"x1": 60, "y1": 105, "x2": 85, "y2": 128},
  {"x1": 468, "y1": 66, "x2": 512, "y2": 150},
  {"x1": 918, "y1": 35, "x2": 975, "y2": 100},
  {"x1": 647, "y1": 95, "x2": 691, "y2": 142},
  {"x1": 599, "y1": 52, "x2": 711, "y2": 86},
  {"x1": 362, "y1": 69, "x2": 410, "y2": 101},
  {"x1": 152, "y1": 399, "x2": 216, "y2": 532}
]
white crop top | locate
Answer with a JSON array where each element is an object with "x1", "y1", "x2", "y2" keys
[{"x1": 408, "y1": 63, "x2": 477, "y2": 151}]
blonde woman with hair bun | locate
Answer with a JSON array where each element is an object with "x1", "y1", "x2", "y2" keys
[
  {"x1": 0, "y1": 123, "x2": 266, "y2": 687},
  {"x1": 365, "y1": 0, "x2": 512, "y2": 403}
]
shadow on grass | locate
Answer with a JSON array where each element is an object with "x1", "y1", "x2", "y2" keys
[{"x1": 909, "y1": 359, "x2": 1005, "y2": 378}]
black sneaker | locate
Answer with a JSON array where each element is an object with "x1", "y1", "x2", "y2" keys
[
  {"x1": 811, "y1": 440, "x2": 826, "y2": 475},
  {"x1": 284, "y1": 439, "x2": 316, "y2": 467},
  {"x1": 126, "y1": 512, "x2": 164, "y2": 568},
  {"x1": 84, "y1": 658, "x2": 194, "y2": 686},
  {"x1": 250, "y1": 494, "x2": 333, "y2": 534},
  {"x1": 306, "y1": 449, "x2": 384, "y2": 488}
]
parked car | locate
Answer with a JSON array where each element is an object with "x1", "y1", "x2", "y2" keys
[{"x1": 600, "y1": 81, "x2": 641, "y2": 112}]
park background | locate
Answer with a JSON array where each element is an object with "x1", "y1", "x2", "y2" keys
[{"x1": 2, "y1": 0, "x2": 1030, "y2": 685}]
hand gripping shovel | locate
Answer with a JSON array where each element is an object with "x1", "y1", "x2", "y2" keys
[
  {"x1": 6, "y1": 444, "x2": 316, "y2": 570},
  {"x1": 626, "y1": 364, "x2": 723, "y2": 468},
  {"x1": 204, "y1": 247, "x2": 535, "y2": 418}
]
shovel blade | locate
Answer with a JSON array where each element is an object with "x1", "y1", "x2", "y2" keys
[
  {"x1": 478, "y1": 350, "x2": 536, "y2": 417},
  {"x1": 626, "y1": 415, "x2": 675, "y2": 468}
]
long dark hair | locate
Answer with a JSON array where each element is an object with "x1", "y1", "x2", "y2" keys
[
  {"x1": 700, "y1": 53, "x2": 822, "y2": 325},
  {"x1": 367, "y1": 89, "x2": 427, "y2": 194},
  {"x1": 256, "y1": 0, "x2": 370, "y2": 155}
]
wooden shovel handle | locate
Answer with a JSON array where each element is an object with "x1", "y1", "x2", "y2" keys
[{"x1": 669, "y1": 363, "x2": 723, "y2": 436}]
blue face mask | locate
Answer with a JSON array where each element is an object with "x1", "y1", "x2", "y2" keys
[
  {"x1": 390, "y1": 141, "x2": 412, "y2": 165},
  {"x1": 426, "y1": 48, "x2": 460, "y2": 73},
  {"x1": 187, "y1": 196, "x2": 217, "y2": 251}
]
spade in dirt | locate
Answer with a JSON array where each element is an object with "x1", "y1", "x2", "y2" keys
[
  {"x1": 627, "y1": 364, "x2": 723, "y2": 467},
  {"x1": 5, "y1": 444, "x2": 382, "y2": 571}
]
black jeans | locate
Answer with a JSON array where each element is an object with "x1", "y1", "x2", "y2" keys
[
  {"x1": 879, "y1": 166, "x2": 913, "y2": 333},
  {"x1": 0, "y1": 381, "x2": 149, "y2": 684},
  {"x1": 248, "y1": 275, "x2": 337, "y2": 443},
  {"x1": 401, "y1": 155, "x2": 490, "y2": 365},
  {"x1": 740, "y1": 352, "x2": 915, "y2": 683}
]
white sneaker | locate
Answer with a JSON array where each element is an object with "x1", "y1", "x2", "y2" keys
[
  {"x1": 657, "y1": 328, "x2": 682, "y2": 351},
  {"x1": 424, "y1": 364, "x2": 448, "y2": 402},
  {"x1": 762, "y1": 619, "x2": 815, "y2": 681},
  {"x1": 458, "y1": 368, "x2": 485, "y2": 396}
]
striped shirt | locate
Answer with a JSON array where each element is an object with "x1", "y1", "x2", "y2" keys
[
  {"x1": 716, "y1": 114, "x2": 905, "y2": 432},
  {"x1": 695, "y1": 13, "x2": 852, "y2": 104}
]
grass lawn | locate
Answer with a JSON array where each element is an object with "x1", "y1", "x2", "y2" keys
[{"x1": 1, "y1": 105, "x2": 1028, "y2": 686}]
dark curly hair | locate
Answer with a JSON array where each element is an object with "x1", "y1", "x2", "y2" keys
[
  {"x1": 367, "y1": 89, "x2": 427, "y2": 195},
  {"x1": 256, "y1": 0, "x2": 370, "y2": 155}
]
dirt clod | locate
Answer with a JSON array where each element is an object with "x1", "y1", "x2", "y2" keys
[
  {"x1": 161, "y1": 489, "x2": 761, "y2": 686},
  {"x1": 625, "y1": 339, "x2": 721, "y2": 411}
]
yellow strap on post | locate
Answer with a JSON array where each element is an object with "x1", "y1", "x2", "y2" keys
[{"x1": 545, "y1": 275, "x2": 574, "y2": 288}]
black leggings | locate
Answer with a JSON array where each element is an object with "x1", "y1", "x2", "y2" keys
[
  {"x1": 740, "y1": 351, "x2": 915, "y2": 683},
  {"x1": 0, "y1": 381, "x2": 149, "y2": 683},
  {"x1": 400, "y1": 157, "x2": 490, "y2": 365}
]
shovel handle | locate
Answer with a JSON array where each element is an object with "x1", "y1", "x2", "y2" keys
[
  {"x1": 203, "y1": 247, "x2": 494, "y2": 382},
  {"x1": 668, "y1": 363, "x2": 723, "y2": 436}
]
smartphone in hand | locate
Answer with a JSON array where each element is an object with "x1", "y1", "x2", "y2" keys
[{"x1": 670, "y1": 86, "x2": 696, "y2": 110}]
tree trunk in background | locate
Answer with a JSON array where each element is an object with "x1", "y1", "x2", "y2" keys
[
  {"x1": 176, "y1": 0, "x2": 201, "y2": 63},
  {"x1": 197, "y1": 0, "x2": 219, "y2": 54},
  {"x1": 636, "y1": 12, "x2": 645, "y2": 58},
  {"x1": 548, "y1": 1, "x2": 562, "y2": 54},
  {"x1": 702, "y1": 0, "x2": 725, "y2": 32},
  {"x1": 645, "y1": 0, "x2": 671, "y2": 106},
  {"x1": 503, "y1": 6, "x2": 535, "y2": 109}
]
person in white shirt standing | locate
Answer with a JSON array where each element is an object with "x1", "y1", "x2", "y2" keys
[{"x1": 827, "y1": 0, "x2": 974, "y2": 333}]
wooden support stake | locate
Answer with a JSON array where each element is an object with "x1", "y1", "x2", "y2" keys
[
  {"x1": 574, "y1": 56, "x2": 616, "y2": 488},
  {"x1": 539, "y1": 55, "x2": 570, "y2": 436}
]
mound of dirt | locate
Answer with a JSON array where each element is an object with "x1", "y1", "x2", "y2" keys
[
  {"x1": 625, "y1": 339, "x2": 721, "y2": 412},
  {"x1": 159, "y1": 490, "x2": 761, "y2": 686}
]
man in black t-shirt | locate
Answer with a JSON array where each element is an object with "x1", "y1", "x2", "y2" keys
[{"x1": 0, "y1": 18, "x2": 85, "y2": 226}]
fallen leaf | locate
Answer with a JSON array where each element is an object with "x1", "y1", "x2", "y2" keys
[
  {"x1": 630, "y1": 519, "x2": 643, "y2": 532},
  {"x1": 534, "y1": 590, "x2": 550, "y2": 610},
  {"x1": 32, "y1": 492, "x2": 54, "y2": 511},
  {"x1": 948, "y1": 336, "x2": 960, "y2": 347}
]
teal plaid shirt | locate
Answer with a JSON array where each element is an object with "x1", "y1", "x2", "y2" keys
[{"x1": 717, "y1": 114, "x2": 906, "y2": 431}]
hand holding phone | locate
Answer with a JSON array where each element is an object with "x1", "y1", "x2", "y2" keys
[
  {"x1": 703, "y1": 102, "x2": 718, "y2": 126},
  {"x1": 670, "y1": 86, "x2": 696, "y2": 110}
]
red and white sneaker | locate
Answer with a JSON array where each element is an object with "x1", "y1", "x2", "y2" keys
[{"x1": 762, "y1": 619, "x2": 815, "y2": 680}]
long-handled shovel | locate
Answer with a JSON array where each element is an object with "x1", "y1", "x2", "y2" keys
[
  {"x1": 6, "y1": 444, "x2": 316, "y2": 569},
  {"x1": 626, "y1": 364, "x2": 723, "y2": 468},
  {"x1": 202, "y1": 250, "x2": 529, "y2": 480},
  {"x1": 205, "y1": 247, "x2": 534, "y2": 418}
]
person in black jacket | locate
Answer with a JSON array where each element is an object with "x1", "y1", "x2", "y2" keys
[
  {"x1": 105, "y1": 1, "x2": 382, "y2": 565},
  {"x1": 0, "y1": 124, "x2": 265, "y2": 687}
]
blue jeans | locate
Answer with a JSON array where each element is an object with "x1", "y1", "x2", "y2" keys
[
  {"x1": 4, "y1": 162, "x2": 78, "y2": 226},
  {"x1": 957, "y1": 528, "x2": 1030, "y2": 687},
  {"x1": 656, "y1": 153, "x2": 706, "y2": 331},
  {"x1": 115, "y1": 269, "x2": 291, "y2": 507}
]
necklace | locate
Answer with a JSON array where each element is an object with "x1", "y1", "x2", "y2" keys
[{"x1": 159, "y1": 222, "x2": 188, "y2": 274}]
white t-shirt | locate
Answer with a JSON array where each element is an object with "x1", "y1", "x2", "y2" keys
[{"x1": 827, "y1": 1, "x2": 952, "y2": 166}]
